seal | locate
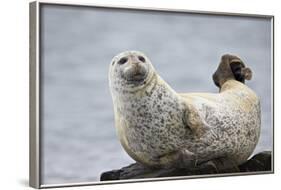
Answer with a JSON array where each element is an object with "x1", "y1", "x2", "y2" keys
[{"x1": 109, "y1": 51, "x2": 261, "y2": 171}]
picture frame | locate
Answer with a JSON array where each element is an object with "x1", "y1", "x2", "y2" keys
[{"x1": 29, "y1": 1, "x2": 274, "y2": 188}]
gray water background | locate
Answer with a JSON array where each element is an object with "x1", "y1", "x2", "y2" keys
[{"x1": 41, "y1": 5, "x2": 272, "y2": 185}]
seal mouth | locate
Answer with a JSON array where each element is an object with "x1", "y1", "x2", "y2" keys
[
  {"x1": 128, "y1": 72, "x2": 147, "y2": 80},
  {"x1": 126, "y1": 72, "x2": 148, "y2": 84},
  {"x1": 123, "y1": 66, "x2": 148, "y2": 84},
  {"x1": 121, "y1": 61, "x2": 149, "y2": 85}
]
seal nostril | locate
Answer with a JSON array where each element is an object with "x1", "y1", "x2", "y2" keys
[
  {"x1": 118, "y1": 57, "x2": 128, "y2": 65},
  {"x1": 138, "y1": 56, "x2": 146, "y2": 63}
]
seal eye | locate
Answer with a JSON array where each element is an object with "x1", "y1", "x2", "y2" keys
[
  {"x1": 138, "y1": 56, "x2": 146, "y2": 63},
  {"x1": 118, "y1": 57, "x2": 128, "y2": 65}
]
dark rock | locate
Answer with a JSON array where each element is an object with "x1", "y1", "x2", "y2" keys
[
  {"x1": 100, "y1": 151, "x2": 272, "y2": 181},
  {"x1": 100, "y1": 170, "x2": 121, "y2": 181},
  {"x1": 239, "y1": 151, "x2": 272, "y2": 172}
]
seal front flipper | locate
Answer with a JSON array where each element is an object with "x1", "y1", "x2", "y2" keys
[{"x1": 182, "y1": 103, "x2": 207, "y2": 138}]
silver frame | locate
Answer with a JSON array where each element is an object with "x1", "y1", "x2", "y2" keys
[{"x1": 29, "y1": 1, "x2": 275, "y2": 188}]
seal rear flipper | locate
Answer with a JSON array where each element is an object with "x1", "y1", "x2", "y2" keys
[
  {"x1": 212, "y1": 54, "x2": 253, "y2": 88},
  {"x1": 229, "y1": 58, "x2": 252, "y2": 83}
]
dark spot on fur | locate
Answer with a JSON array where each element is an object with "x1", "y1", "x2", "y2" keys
[{"x1": 247, "y1": 131, "x2": 252, "y2": 137}]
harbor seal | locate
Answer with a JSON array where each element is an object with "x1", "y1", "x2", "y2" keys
[{"x1": 109, "y1": 51, "x2": 261, "y2": 171}]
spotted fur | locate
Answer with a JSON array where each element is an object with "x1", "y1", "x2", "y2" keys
[{"x1": 109, "y1": 51, "x2": 261, "y2": 169}]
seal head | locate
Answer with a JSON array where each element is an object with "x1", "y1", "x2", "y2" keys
[{"x1": 109, "y1": 51, "x2": 155, "y2": 93}]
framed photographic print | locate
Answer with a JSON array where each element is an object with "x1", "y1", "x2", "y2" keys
[{"x1": 29, "y1": 1, "x2": 274, "y2": 188}]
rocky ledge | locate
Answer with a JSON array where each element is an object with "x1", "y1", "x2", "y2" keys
[{"x1": 100, "y1": 151, "x2": 272, "y2": 181}]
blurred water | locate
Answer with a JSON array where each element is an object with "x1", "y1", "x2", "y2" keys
[{"x1": 40, "y1": 5, "x2": 272, "y2": 185}]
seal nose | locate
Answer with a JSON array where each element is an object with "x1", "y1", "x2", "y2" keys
[
  {"x1": 118, "y1": 55, "x2": 141, "y2": 66},
  {"x1": 130, "y1": 56, "x2": 141, "y2": 66},
  {"x1": 132, "y1": 62, "x2": 140, "y2": 68}
]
